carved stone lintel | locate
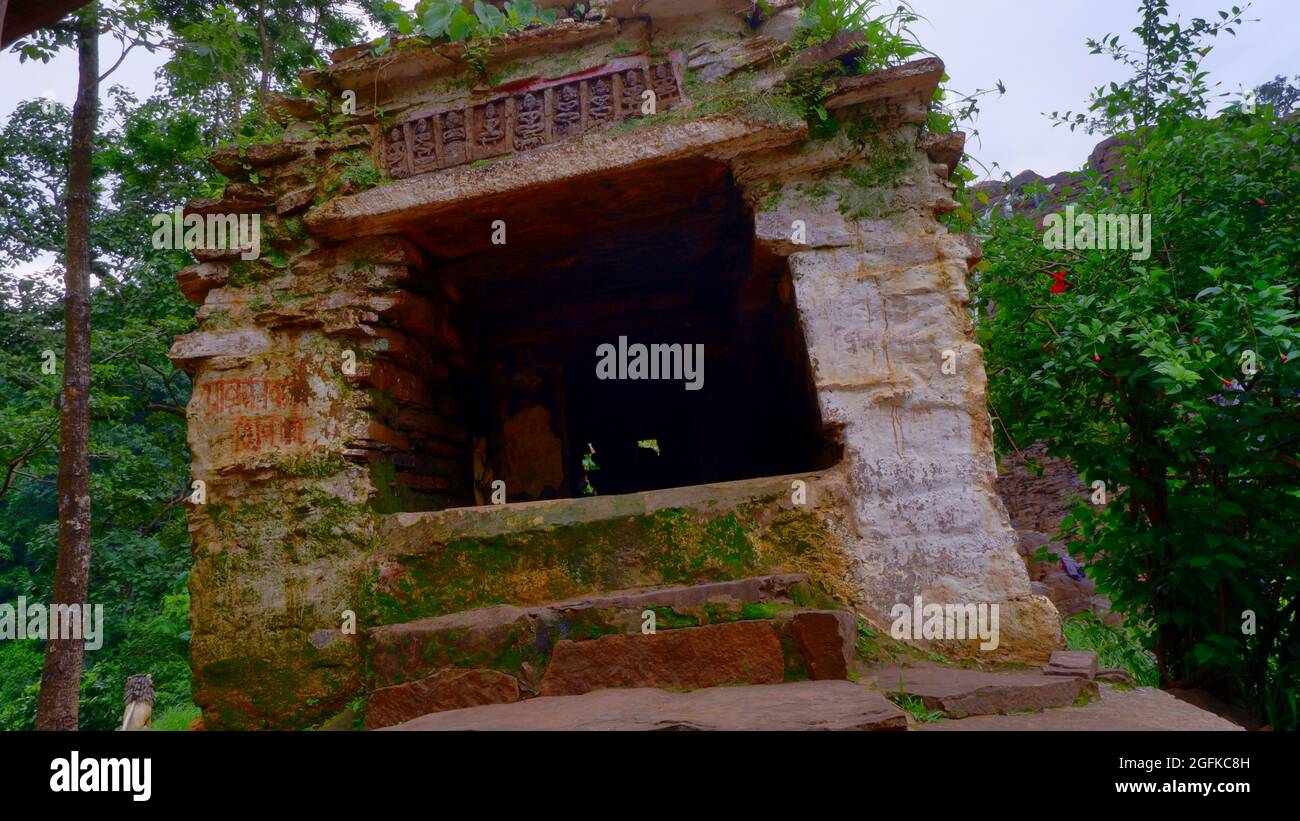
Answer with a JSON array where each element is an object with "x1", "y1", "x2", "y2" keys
[{"x1": 380, "y1": 53, "x2": 687, "y2": 180}]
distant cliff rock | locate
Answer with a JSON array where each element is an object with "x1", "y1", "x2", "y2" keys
[{"x1": 971, "y1": 135, "x2": 1128, "y2": 222}]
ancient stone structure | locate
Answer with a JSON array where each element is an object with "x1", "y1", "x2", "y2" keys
[{"x1": 169, "y1": 0, "x2": 1062, "y2": 729}]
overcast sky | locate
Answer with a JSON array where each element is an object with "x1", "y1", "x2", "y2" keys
[
  {"x1": 0, "y1": 0, "x2": 1294, "y2": 271},
  {"x1": 908, "y1": 0, "x2": 1295, "y2": 178}
]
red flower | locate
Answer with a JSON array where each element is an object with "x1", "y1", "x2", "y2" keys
[
  {"x1": 1283, "y1": 354, "x2": 1290, "y2": 362},
  {"x1": 1256, "y1": 198, "x2": 1268, "y2": 207},
  {"x1": 1050, "y1": 270, "x2": 1070, "y2": 295},
  {"x1": 1192, "y1": 337, "x2": 1200, "y2": 344},
  {"x1": 1093, "y1": 355, "x2": 1102, "y2": 363}
]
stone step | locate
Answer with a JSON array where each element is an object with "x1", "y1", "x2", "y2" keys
[
  {"x1": 380, "y1": 681, "x2": 909, "y2": 731},
  {"x1": 872, "y1": 664, "x2": 1098, "y2": 718},
  {"x1": 367, "y1": 572, "x2": 817, "y2": 688},
  {"x1": 539, "y1": 619, "x2": 786, "y2": 697},
  {"x1": 366, "y1": 669, "x2": 522, "y2": 730},
  {"x1": 363, "y1": 573, "x2": 858, "y2": 729}
]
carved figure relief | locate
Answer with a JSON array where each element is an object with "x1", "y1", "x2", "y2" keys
[
  {"x1": 477, "y1": 102, "x2": 505, "y2": 147},
  {"x1": 619, "y1": 68, "x2": 647, "y2": 117},
  {"x1": 410, "y1": 116, "x2": 437, "y2": 173},
  {"x1": 588, "y1": 77, "x2": 614, "y2": 123},
  {"x1": 379, "y1": 56, "x2": 686, "y2": 179},
  {"x1": 440, "y1": 110, "x2": 467, "y2": 166},
  {"x1": 553, "y1": 83, "x2": 581, "y2": 137},
  {"x1": 513, "y1": 92, "x2": 546, "y2": 151}
]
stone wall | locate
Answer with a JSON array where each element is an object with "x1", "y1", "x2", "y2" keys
[{"x1": 170, "y1": 0, "x2": 1062, "y2": 728}]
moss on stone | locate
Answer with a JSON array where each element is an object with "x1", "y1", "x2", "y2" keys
[
  {"x1": 367, "y1": 461, "x2": 430, "y2": 515},
  {"x1": 365, "y1": 495, "x2": 848, "y2": 628},
  {"x1": 739, "y1": 602, "x2": 780, "y2": 620},
  {"x1": 650, "y1": 606, "x2": 700, "y2": 630},
  {"x1": 267, "y1": 216, "x2": 310, "y2": 246},
  {"x1": 643, "y1": 508, "x2": 756, "y2": 583}
]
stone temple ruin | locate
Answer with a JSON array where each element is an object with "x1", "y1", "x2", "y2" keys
[{"x1": 169, "y1": 0, "x2": 1063, "y2": 729}]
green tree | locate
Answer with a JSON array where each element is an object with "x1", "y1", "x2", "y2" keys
[
  {"x1": 35, "y1": 0, "x2": 102, "y2": 730},
  {"x1": 977, "y1": 1, "x2": 1299, "y2": 727},
  {"x1": 1, "y1": 0, "x2": 364, "y2": 729}
]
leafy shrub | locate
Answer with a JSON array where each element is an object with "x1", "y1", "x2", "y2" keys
[
  {"x1": 795, "y1": 0, "x2": 926, "y2": 75},
  {"x1": 1064, "y1": 614, "x2": 1159, "y2": 687},
  {"x1": 976, "y1": 1, "x2": 1299, "y2": 728},
  {"x1": 415, "y1": 0, "x2": 556, "y2": 43}
]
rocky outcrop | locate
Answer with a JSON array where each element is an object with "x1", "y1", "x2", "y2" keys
[
  {"x1": 971, "y1": 134, "x2": 1128, "y2": 222},
  {"x1": 997, "y1": 445, "x2": 1114, "y2": 621},
  {"x1": 996, "y1": 444, "x2": 1088, "y2": 534},
  {"x1": 1015, "y1": 529, "x2": 1114, "y2": 622}
]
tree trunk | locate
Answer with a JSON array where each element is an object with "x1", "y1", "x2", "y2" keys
[
  {"x1": 35, "y1": 1, "x2": 99, "y2": 732},
  {"x1": 257, "y1": 0, "x2": 271, "y2": 116}
]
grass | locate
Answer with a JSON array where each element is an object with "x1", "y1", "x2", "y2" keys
[
  {"x1": 1063, "y1": 613, "x2": 1159, "y2": 687},
  {"x1": 152, "y1": 701, "x2": 202, "y2": 731},
  {"x1": 886, "y1": 684, "x2": 945, "y2": 724}
]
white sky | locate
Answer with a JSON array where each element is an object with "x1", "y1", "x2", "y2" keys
[
  {"x1": 1, "y1": 0, "x2": 1295, "y2": 278},
  {"x1": 907, "y1": 0, "x2": 1297, "y2": 179}
]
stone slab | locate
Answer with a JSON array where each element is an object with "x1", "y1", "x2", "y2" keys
[
  {"x1": 539, "y1": 620, "x2": 786, "y2": 696},
  {"x1": 874, "y1": 664, "x2": 1093, "y2": 717},
  {"x1": 384, "y1": 681, "x2": 908, "y2": 731},
  {"x1": 1044, "y1": 650, "x2": 1099, "y2": 679},
  {"x1": 789, "y1": 610, "x2": 855, "y2": 680},
  {"x1": 919, "y1": 686, "x2": 1244, "y2": 731},
  {"x1": 825, "y1": 57, "x2": 945, "y2": 110},
  {"x1": 365, "y1": 668, "x2": 521, "y2": 730}
]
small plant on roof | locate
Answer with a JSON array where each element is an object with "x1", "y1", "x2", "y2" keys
[{"x1": 416, "y1": 0, "x2": 557, "y2": 42}]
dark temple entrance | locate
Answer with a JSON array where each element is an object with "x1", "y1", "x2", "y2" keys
[{"x1": 396, "y1": 157, "x2": 837, "y2": 505}]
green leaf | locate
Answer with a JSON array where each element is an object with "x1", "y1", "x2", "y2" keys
[
  {"x1": 420, "y1": 0, "x2": 458, "y2": 39},
  {"x1": 448, "y1": 8, "x2": 477, "y2": 41},
  {"x1": 473, "y1": 0, "x2": 504, "y2": 31}
]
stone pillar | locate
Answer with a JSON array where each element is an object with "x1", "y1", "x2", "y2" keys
[
  {"x1": 169, "y1": 135, "x2": 477, "y2": 726},
  {"x1": 741, "y1": 133, "x2": 1062, "y2": 664}
]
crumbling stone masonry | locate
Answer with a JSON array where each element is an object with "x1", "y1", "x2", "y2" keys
[{"x1": 169, "y1": 0, "x2": 1063, "y2": 729}]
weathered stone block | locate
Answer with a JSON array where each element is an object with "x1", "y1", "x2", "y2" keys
[
  {"x1": 539, "y1": 620, "x2": 786, "y2": 696},
  {"x1": 788, "y1": 610, "x2": 856, "y2": 680},
  {"x1": 1044, "y1": 650, "x2": 1100, "y2": 680},
  {"x1": 365, "y1": 668, "x2": 521, "y2": 729}
]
